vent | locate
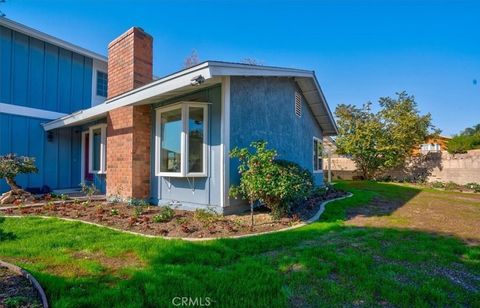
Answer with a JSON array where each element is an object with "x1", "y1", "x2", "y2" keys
[{"x1": 295, "y1": 91, "x2": 302, "y2": 117}]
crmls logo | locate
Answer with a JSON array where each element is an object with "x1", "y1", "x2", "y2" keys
[{"x1": 171, "y1": 297, "x2": 213, "y2": 306}]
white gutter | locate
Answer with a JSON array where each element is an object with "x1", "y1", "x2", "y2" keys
[{"x1": 0, "y1": 17, "x2": 107, "y2": 62}]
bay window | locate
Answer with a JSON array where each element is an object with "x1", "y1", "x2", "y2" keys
[
  {"x1": 313, "y1": 137, "x2": 323, "y2": 172},
  {"x1": 155, "y1": 102, "x2": 208, "y2": 177},
  {"x1": 89, "y1": 124, "x2": 107, "y2": 174}
]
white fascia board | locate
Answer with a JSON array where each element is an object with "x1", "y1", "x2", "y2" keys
[
  {"x1": 0, "y1": 102, "x2": 67, "y2": 120},
  {"x1": 0, "y1": 17, "x2": 107, "y2": 62},
  {"x1": 43, "y1": 65, "x2": 213, "y2": 131},
  {"x1": 208, "y1": 61, "x2": 313, "y2": 78},
  {"x1": 310, "y1": 73, "x2": 338, "y2": 135}
]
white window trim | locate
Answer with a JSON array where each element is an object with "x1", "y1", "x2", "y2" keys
[
  {"x1": 313, "y1": 136, "x2": 323, "y2": 173},
  {"x1": 155, "y1": 101, "x2": 209, "y2": 178},
  {"x1": 88, "y1": 123, "x2": 107, "y2": 174}
]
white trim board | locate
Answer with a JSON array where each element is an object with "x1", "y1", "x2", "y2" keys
[{"x1": 0, "y1": 102, "x2": 67, "y2": 120}]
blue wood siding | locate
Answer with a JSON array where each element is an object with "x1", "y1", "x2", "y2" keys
[
  {"x1": 150, "y1": 85, "x2": 222, "y2": 210},
  {"x1": 229, "y1": 77, "x2": 324, "y2": 186},
  {"x1": 0, "y1": 113, "x2": 84, "y2": 193},
  {"x1": 0, "y1": 25, "x2": 93, "y2": 113}
]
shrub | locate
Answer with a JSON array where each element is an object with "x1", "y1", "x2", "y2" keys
[
  {"x1": 153, "y1": 206, "x2": 175, "y2": 223},
  {"x1": 430, "y1": 181, "x2": 445, "y2": 189},
  {"x1": 465, "y1": 183, "x2": 480, "y2": 193},
  {"x1": 0, "y1": 154, "x2": 38, "y2": 191},
  {"x1": 127, "y1": 198, "x2": 149, "y2": 207},
  {"x1": 193, "y1": 208, "x2": 220, "y2": 226},
  {"x1": 444, "y1": 181, "x2": 461, "y2": 191},
  {"x1": 229, "y1": 141, "x2": 314, "y2": 224},
  {"x1": 81, "y1": 182, "x2": 97, "y2": 204},
  {"x1": 447, "y1": 133, "x2": 480, "y2": 154}
]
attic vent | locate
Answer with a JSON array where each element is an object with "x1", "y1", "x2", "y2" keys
[{"x1": 295, "y1": 91, "x2": 302, "y2": 117}]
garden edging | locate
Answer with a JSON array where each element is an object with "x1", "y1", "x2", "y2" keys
[
  {"x1": 1, "y1": 193, "x2": 353, "y2": 241},
  {"x1": 0, "y1": 259, "x2": 49, "y2": 308}
]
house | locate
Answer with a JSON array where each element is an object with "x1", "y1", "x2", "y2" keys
[
  {"x1": 415, "y1": 135, "x2": 451, "y2": 155},
  {"x1": 0, "y1": 18, "x2": 338, "y2": 214}
]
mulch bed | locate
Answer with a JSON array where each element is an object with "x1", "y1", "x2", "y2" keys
[
  {"x1": 0, "y1": 190, "x2": 347, "y2": 239},
  {"x1": 0, "y1": 266, "x2": 42, "y2": 308}
]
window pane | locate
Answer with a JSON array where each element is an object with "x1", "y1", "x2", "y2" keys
[
  {"x1": 188, "y1": 107, "x2": 204, "y2": 173},
  {"x1": 160, "y1": 108, "x2": 182, "y2": 173},
  {"x1": 313, "y1": 140, "x2": 318, "y2": 170},
  {"x1": 96, "y1": 71, "x2": 108, "y2": 97},
  {"x1": 92, "y1": 128, "x2": 101, "y2": 171}
]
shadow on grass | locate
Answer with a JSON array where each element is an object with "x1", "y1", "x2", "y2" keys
[
  {"x1": 0, "y1": 181, "x2": 479, "y2": 307},
  {"x1": 21, "y1": 222, "x2": 480, "y2": 308},
  {"x1": 0, "y1": 217, "x2": 16, "y2": 241}
]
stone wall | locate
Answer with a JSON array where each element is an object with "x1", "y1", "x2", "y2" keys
[{"x1": 327, "y1": 150, "x2": 480, "y2": 184}]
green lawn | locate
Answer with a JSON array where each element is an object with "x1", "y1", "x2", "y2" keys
[{"x1": 0, "y1": 181, "x2": 479, "y2": 307}]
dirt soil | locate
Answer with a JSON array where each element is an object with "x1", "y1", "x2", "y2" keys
[
  {"x1": 0, "y1": 190, "x2": 347, "y2": 239},
  {"x1": 345, "y1": 190, "x2": 480, "y2": 245},
  {"x1": 0, "y1": 266, "x2": 42, "y2": 308}
]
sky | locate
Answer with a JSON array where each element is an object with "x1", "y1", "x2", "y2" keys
[{"x1": 2, "y1": 0, "x2": 479, "y2": 136}]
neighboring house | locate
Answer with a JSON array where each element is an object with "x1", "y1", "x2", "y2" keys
[
  {"x1": 0, "y1": 19, "x2": 338, "y2": 214},
  {"x1": 416, "y1": 136, "x2": 451, "y2": 155}
]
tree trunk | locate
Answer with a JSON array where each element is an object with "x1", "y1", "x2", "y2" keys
[{"x1": 5, "y1": 177, "x2": 21, "y2": 191}]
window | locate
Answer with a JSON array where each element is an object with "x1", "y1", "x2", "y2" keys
[
  {"x1": 89, "y1": 124, "x2": 107, "y2": 174},
  {"x1": 96, "y1": 71, "x2": 108, "y2": 97},
  {"x1": 155, "y1": 102, "x2": 208, "y2": 177},
  {"x1": 295, "y1": 91, "x2": 302, "y2": 117},
  {"x1": 313, "y1": 137, "x2": 323, "y2": 172}
]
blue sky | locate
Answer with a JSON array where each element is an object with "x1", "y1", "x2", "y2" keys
[{"x1": 3, "y1": 0, "x2": 479, "y2": 136}]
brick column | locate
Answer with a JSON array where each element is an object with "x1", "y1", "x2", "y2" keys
[{"x1": 105, "y1": 27, "x2": 153, "y2": 200}]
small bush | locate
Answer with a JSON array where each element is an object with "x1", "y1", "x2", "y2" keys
[
  {"x1": 229, "y1": 141, "x2": 314, "y2": 220},
  {"x1": 193, "y1": 208, "x2": 220, "y2": 226},
  {"x1": 464, "y1": 183, "x2": 480, "y2": 193},
  {"x1": 132, "y1": 207, "x2": 143, "y2": 218},
  {"x1": 430, "y1": 181, "x2": 445, "y2": 189},
  {"x1": 128, "y1": 198, "x2": 149, "y2": 207},
  {"x1": 110, "y1": 208, "x2": 119, "y2": 216},
  {"x1": 153, "y1": 206, "x2": 175, "y2": 223},
  {"x1": 444, "y1": 181, "x2": 461, "y2": 191}
]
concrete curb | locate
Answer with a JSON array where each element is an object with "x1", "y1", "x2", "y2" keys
[
  {"x1": 0, "y1": 260, "x2": 49, "y2": 308},
  {"x1": 1, "y1": 193, "x2": 353, "y2": 242}
]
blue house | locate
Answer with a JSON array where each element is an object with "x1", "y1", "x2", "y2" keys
[{"x1": 0, "y1": 18, "x2": 337, "y2": 214}]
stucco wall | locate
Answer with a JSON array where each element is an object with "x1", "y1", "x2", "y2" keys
[
  {"x1": 229, "y1": 77, "x2": 324, "y2": 189},
  {"x1": 150, "y1": 85, "x2": 222, "y2": 210},
  {"x1": 327, "y1": 151, "x2": 480, "y2": 184}
]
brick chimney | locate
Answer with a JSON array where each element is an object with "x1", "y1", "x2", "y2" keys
[{"x1": 106, "y1": 27, "x2": 153, "y2": 200}]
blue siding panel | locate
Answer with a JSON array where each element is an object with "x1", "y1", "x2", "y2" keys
[
  {"x1": 83, "y1": 58, "x2": 93, "y2": 108},
  {"x1": 58, "y1": 49, "x2": 72, "y2": 113},
  {"x1": 71, "y1": 53, "x2": 84, "y2": 112},
  {"x1": 28, "y1": 119, "x2": 44, "y2": 187},
  {"x1": 12, "y1": 32, "x2": 28, "y2": 107},
  {"x1": 28, "y1": 38, "x2": 45, "y2": 109},
  {"x1": 44, "y1": 43, "x2": 59, "y2": 111},
  {"x1": 0, "y1": 27, "x2": 12, "y2": 103}
]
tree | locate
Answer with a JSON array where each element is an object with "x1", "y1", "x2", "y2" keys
[
  {"x1": 0, "y1": 154, "x2": 38, "y2": 204},
  {"x1": 229, "y1": 141, "x2": 313, "y2": 228},
  {"x1": 184, "y1": 49, "x2": 199, "y2": 68},
  {"x1": 447, "y1": 123, "x2": 480, "y2": 154},
  {"x1": 335, "y1": 92, "x2": 437, "y2": 179}
]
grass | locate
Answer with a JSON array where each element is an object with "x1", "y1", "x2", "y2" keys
[{"x1": 0, "y1": 181, "x2": 479, "y2": 307}]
